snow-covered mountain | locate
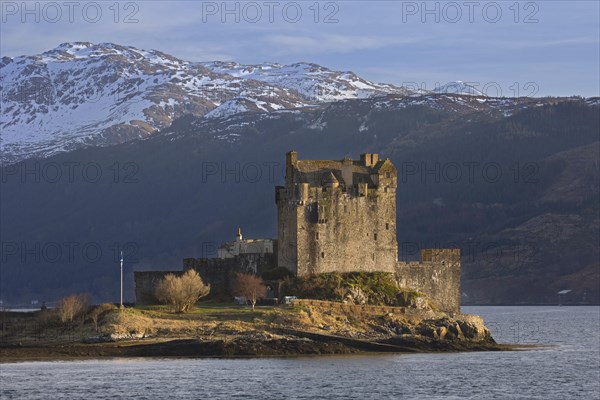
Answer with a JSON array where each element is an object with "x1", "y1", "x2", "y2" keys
[
  {"x1": 198, "y1": 61, "x2": 411, "y2": 101},
  {"x1": 1, "y1": 42, "x2": 488, "y2": 164},
  {"x1": 433, "y1": 81, "x2": 485, "y2": 96},
  {"x1": 1, "y1": 42, "x2": 314, "y2": 163}
]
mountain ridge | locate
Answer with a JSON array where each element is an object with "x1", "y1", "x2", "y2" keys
[
  {"x1": 1, "y1": 42, "x2": 414, "y2": 163},
  {"x1": 0, "y1": 41, "x2": 557, "y2": 164}
]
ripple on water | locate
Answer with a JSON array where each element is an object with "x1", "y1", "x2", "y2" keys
[{"x1": 1, "y1": 307, "x2": 599, "y2": 400}]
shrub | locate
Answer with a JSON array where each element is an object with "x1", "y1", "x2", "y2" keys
[
  {"x1": 282, "y1": 272, "x2": 424, "y2": 307},
  {"x1": 57, "y1": 293, "x2": 90, "y2": 323},
  {"x1": 396, "y1": 290, "x2": 421, "y2": 306},
  {"x1": 155, "y1": 270, "x2": 210, "y2": 313}
]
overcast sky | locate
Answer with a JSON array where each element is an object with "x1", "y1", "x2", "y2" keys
[{"x1": 1, "y1": 0, "x2": 599, "y2": 97}]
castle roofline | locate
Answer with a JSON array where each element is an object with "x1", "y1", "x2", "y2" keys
[{"x1": 372, "y1": 159, "x2": 395, "y2": 172}]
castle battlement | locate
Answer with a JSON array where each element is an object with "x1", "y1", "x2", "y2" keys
[{"x1": 276, "y1": 151, "x2": 396, "y2": 198}]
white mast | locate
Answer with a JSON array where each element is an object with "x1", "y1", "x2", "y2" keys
[{"x1": 120, "y1": 251, "x2": 124, "y2": 309}]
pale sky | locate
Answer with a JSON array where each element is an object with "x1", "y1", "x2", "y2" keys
[{"x1": 1, "y1": 0, "x2": 599, "y2": 97}]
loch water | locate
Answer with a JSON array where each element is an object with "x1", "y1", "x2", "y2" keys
[{"x1": 1, "y1": 306, "x2": 599, "y2": 399}]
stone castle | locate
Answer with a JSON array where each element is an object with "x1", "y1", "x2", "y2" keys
[
  {"x1": 135, "y1": 151, "x2": 461, "y2": 313},
  {"x1": 276, "y1": 151, "x2": 398, "y2": 276}
]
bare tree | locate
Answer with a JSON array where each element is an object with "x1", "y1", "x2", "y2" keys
[
  {"x1": 234, "y1": 273, "x2": 267, "y2": 310},
  {"x1": 155, "y1": 269, "x2": 210, "y2": 313},
  {"x1": 57, "y1": 293, "x2": 90, "y2": 323}
]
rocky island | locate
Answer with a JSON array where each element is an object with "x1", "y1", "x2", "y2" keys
[{"x1": 1, "y1": 297, "x2": 508, "y2": 362}]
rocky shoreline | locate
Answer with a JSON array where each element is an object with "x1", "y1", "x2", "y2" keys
[
  {"x1": 0, "y1": 302, "x2": 527, "y2": 362},
  {"x1": 1, "y1": 336, "x2": 518, "y2": 363}
]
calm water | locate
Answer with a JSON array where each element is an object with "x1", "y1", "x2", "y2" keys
[{"x1": 1, "y1": 306, "x2": 599, "y2": 399}]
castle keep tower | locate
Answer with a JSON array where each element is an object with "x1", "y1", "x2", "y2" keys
[{"x1": 276, "y1": 151, "x2": 398, "y2": 276}]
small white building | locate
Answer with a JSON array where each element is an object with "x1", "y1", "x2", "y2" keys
[{"x1": 217, "y1": 228, "x2": 275, "y2": 259}]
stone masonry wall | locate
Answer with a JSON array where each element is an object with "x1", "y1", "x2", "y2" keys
[
  {"x1": 295, "y1": 186, "x2": 397, "y2": 275},
  {"x1": 184, "y1": 253, "x2": 276, "y2": 298},
  {"x1": 134, "y1": 270, "x2": 184, "y2": 306},
  {"x1": 276, "y1": 185, "x2": 299, "y2": 274},
  {"x1": 135, "y1": 253, "x2": 277, "y2": 305},
  {"x1": 277, "y1": 152, "x2": 399, "y2": 276},
  {"x1": 395, "y1": 249, "x2": 461, "y2": 313}
]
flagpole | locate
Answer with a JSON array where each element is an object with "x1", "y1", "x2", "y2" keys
[{"x1": 120, "y1": 251, "x2": 124, "y2": 309}]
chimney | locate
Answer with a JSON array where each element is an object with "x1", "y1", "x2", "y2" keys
[{"x1": 360, "y1": 153, "x2": 379, "y2": 167}]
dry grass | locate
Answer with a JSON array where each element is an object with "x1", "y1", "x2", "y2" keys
[
  {"x1": 99, "y1": 305, "x2": 282, "y2": 339},
  {"x1": 1, "y1": 301, "x2": 484, "y2": 346}
]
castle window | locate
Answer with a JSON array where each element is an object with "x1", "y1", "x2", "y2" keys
[
  {"x1": 344, "y1": 205, "x2": 347, "y2": 213},
  {"x1": 386, "y1": 172, "x2": 391, "y2": 178},
  {"x1": 384, "y1": 187, "x2": 388, "y2": 193},
  {"x1": 372, "y1": 253, "x2": 375, "y2": 261},
  {"x1": 321, "y1": 252, "x2": 325, "y2": 258},
  {"x1": 386, "y1": 223, "x2": 389, "y2": 230},
  {"x1": 316, "y1": 232, "x2": 319, "y2": 239},
  {"x1": 374, "y1": 233, "x2": 378, "y2": 241}
]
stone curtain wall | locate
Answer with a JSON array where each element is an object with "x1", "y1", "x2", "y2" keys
[
  {"x1": 135, "y1": 249, "x2": 460, "y2": 312},
  {"x1": 395, "y1": 249, "x2": 461, "y2": 313},
  {"x1": 135, "y1": 253, "x2": 277, "y2": 305},
  {"x1": 134, "y1": 270, "x2": 184, "y2": 306}
]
